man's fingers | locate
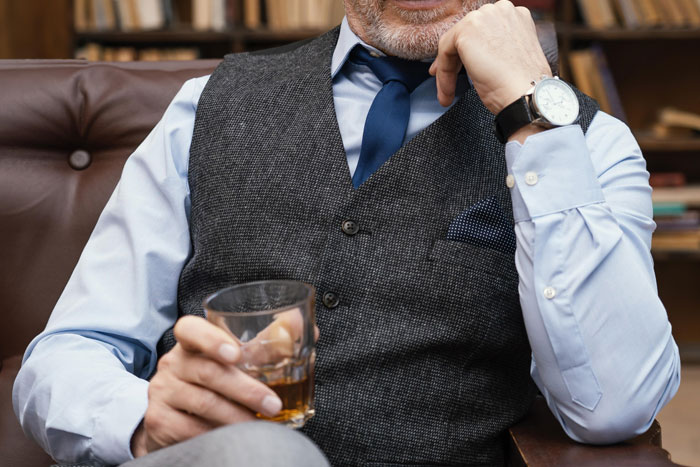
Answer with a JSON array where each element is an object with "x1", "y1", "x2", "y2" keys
[
  {"x1": 143, "y1": 401, "x2": 213, "y2": 452},
  {"x1": 161, "y1": 376, "x2": 258, "y2": 426},
  {"x1": 432, "y1": 27, "x2": 464, "y2": 107},
  {"x1": 173, "y1": 315, "x2": 240, "y2": 364},
  {"x1": 160, "y1": 350, "x2": 283, "y2": 417}
]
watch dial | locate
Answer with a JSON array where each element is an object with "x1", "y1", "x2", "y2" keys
[{"x1": 534, "y1": 79, "x2": 580, "y2": 126}]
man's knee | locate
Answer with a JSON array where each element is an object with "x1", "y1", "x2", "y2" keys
[{"x1": 122, "y1": 422, "x2": 329, "y2": 467}]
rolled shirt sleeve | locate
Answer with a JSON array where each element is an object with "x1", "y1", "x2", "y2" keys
[{"x1": 506, "y1": 112, "x2": 681, "y2": 443}]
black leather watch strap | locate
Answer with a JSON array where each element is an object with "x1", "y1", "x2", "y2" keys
[{"x1": 493, "y1": 96, "x2": 535, "y2": 144}]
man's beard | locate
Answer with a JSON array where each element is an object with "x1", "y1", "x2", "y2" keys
[{"x1": 348, "y1": 0, "x2": 493, "y2": 60}]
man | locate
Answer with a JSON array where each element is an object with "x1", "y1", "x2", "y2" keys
[{"x1": 14, "y1": 0, "x2": 680, "y2": 466}]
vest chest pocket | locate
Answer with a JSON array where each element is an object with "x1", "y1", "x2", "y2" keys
[{"x1": 428, "y1": 239, "x2": 518, "y2": 285}]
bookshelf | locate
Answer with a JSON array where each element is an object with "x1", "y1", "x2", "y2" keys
[
  {"x1": 71, "y1": 0, "x2": 345, "y2": 60},
  {"x1": 556, "y1": 0, "x2": 700, "y2": 359}
]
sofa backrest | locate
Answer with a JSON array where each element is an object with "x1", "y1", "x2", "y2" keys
[{"x1": 0, "y1": 59, "x2": 219, "y2": 361}]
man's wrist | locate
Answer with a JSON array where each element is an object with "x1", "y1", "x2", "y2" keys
[
  {"x1": 130, "y1": 420, "x2": 149, "y2": 458},
  {"x1": 508, "y1": 124, "x2": 546, "y2": 145}
]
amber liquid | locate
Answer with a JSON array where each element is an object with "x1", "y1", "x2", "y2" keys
[
  {"x1": 256, "y1": 376, "x2": 314, "y2": 425},
  {"x1": 252, "y1": 355, "x2": 315, "y2": 427}
]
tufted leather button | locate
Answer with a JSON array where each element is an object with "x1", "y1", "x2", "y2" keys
[
  {"x1": 341, "y1": 220, "x2": 359, "y2": 236},
  {"x1": 68, "y1": 150, "x2": 91, "y2": 170},
  {"x1": 322, "y1": 292, "x2": 340, "y2": 309}
]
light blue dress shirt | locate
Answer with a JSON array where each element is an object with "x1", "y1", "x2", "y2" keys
[{"x1": 14, "y1": 18, "x2": 680, "y2": 466}]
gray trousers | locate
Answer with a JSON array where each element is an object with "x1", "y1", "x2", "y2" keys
[{"x1": 119, "y1": 422, "x2": 329, "y2": 467}]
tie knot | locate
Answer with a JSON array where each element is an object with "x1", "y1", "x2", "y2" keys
[{"x1": 350, "y1": 46, "x2": 432, "y2": 93}]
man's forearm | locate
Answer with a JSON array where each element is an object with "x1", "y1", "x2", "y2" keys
[
  {"x1": 13, "y1": 333, "x2": 149, "y2": 464},
  {"x1": 507, "y1": 114, "x2": 680, "y2": 443}
]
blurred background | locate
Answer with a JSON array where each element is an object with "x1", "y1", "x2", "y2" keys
[{"x1": 0, "y1": 0, "x2": 698, "y2": 464}]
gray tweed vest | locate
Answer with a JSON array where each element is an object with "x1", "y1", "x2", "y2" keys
[{"x1": 159, "y1": 27, "x2": 599, "y2": 466}]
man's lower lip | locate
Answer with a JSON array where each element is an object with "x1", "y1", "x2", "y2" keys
[{"x1": 391, "y1": 0, "x2": 448, "y2": 9}]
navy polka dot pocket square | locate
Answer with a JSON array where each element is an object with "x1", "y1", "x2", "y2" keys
[{"x1": 446, "y1": 197, "x2": 516, "y2": 255}]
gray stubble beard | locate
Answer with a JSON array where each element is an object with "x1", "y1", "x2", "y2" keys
[{"x1": 349, "y1": 0, "x2": 494, "y2": 60}]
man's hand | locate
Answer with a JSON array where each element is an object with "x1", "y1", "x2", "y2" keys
[
  {"x1": 130, "y1": 315, "x2": 284, "y2": 457},
  {"x1": 429, "y1": 0, "x2": 552, "y2": 115}
]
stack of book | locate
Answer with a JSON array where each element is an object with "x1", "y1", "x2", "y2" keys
[
  {"x1": 74, "y1": 0, "x2": 233, "y2": 32},
  {"x1": 75, "y1": 43, "x2": 199, "y2": 61},
  {"x1": 577, "y1": 0, "x2": 700, "y2": 29},
  {"x1": 244, "y1": 0, "x2": 345, "y2": 30},
  {"x1": 568, "y1": 43, "x2": 626, "y2": 121},
  {"x1": 651, "y1": 174, "x2": 700, "y2": 252}
]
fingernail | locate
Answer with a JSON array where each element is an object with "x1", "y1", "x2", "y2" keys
[
  {"x1": 261, "y1": 395, "x2": 282, "y2": 416},
  {"x1": 218, "y1": 343, "x2": 239, "y2": 363}
]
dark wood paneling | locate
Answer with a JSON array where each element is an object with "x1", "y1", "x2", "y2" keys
[{"x1": 0, "y1": 0, "x2": 73, "y2": 59}]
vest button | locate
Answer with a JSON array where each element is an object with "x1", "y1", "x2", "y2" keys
[
  {"x1": 341, "y1": 220, "x2": 359, "y2": 236},
  {"x1": 322, "y1": 292, "x2": 340, "y2": 309}
]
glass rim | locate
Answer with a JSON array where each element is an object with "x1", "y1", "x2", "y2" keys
[{"x1": 203, "y1": 280, "x2": 315, "y2": 317}]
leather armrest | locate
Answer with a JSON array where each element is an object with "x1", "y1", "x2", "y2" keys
[{"x1": 508, "y1": 396, "x2": 682, "y2": 466}]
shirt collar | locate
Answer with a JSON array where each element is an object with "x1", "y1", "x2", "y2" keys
[{"x1": 331, "y1": 17, "x2": 386, "y2": 79}]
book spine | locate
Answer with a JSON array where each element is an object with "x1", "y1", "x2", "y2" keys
[{"x1": 244, "y1": 0, "x2": 261, "y2": 28}]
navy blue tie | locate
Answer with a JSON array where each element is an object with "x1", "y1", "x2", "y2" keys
[{"x1": 350, "y1": 46, "x2": 432, "y2": 188}]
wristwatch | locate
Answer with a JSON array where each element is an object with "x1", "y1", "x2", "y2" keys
[{"x1": 493, "y1": 76, "x2": 580, "y2": 144}]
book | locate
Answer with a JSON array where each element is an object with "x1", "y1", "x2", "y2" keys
[
  {"x1": 91, "y1": 0, "x2": 108, "y2": 30},
  {"x1": 612, "y1": 0, "x2": 642, "y2": 28},
  {"x1": 192, "y1": 0, "x2": 212, "y2": 30},
  {"x1": 225, "y1": 0, "x2": 239, "y2": 29},
  {"x1": 577, "y1": 0, "x2": 618, "y2": 29},
  {"x1": 75, "y1": 42, "x2": 199, "y2": 61},
  {"x1": 74, "y1": 0, "x2": 89, "y2": 31},
  {"x1": 649, "y1": 172, "x2": 687, "y2": 188},
  {"x1": 677, "y1": 0, "x2": 700, "y2": 26},
  {"x1": 590, "y1": 43, "x2": 626, "y2": 121},
  {"x1": 655, "y1": 211, "x2": 700, "y2": 231},
  {"x1": 653, "y1": 0, "x2": 686, "y2": 26},
  {"x1": 652, "y1": 230, "x2": 700, "y2": 251},
  {"x1": 115, "y1": 0, "x2": 134, "y2": 30},
  {"x1": 568, "y1": 49, "x2": 597, "y2": 98},
  {"x1": 658, "y1": 107, "x2": 700, "y2": 132},
  {"x1": 137, "y1": 0, "x2": 166, "y2": 30},
  {"x1": 211, "y1": 0, "x2": 227, "y2": 31},
  {"x1": 653, "y1": 185, "x2": 700, "y2": 207},
  {"x1": 653, "y1": 202, "x2": 687, "y2": 217},
  {"x1": 637, "y1": 0, "x2": 662, "y2": 26},
  {"x1": 244, "y1": 0, "x2": 261, "y2": 28}
]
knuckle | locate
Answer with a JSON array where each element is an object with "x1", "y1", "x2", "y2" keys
[
  {"x1": 192, "y1": 391, "x2": 219, "y2": 416},
  {"x1": 195, "y1": 360, "x2": 219, "y2": 385},
  {"x1": 173, "y1": 315, "x2": 203, "y2": 340},
  {"x1": 157, "y1": 352, "x2": 175, "y2": 371},
  {"x1": 143, "y1": 407, "x2": 162, "y2": 434}
]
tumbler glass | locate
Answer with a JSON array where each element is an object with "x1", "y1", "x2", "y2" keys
[{"x1": 204, "y1": 280, "x2": 316, "y2": 428}]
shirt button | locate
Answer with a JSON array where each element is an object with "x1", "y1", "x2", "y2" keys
[
  {"x1": 543, "y1": 287, "x2": 556, "y2": 300},
  {"x1": 341, "y1": 220, "x2": 359, "y2": 236},
  {"x1": 525, "y1": 171, "x2": 539, "y2": 186},
  {"x1": 506, "y1": 174, "x2": 515, "y2": 188},
  {"x1": 323, "y1": 292, "x2": 340, "y2": 309},
  {"x1": 369, "y1": 50, "x2": 381, "y2": 58}
]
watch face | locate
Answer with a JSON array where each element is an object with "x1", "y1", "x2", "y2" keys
[{"x1": 533, "y1": 78, "x2": 580, "y2": 126}]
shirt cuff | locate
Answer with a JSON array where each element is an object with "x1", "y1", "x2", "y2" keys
[
  {"x1": 505, "y1": 125, "x2": 605, "y2": 222},
  {"x1": 90, "y1": 376, "x2": 149, "y2": 465}
]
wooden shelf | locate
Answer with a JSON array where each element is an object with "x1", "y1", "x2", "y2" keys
[
  {"x1": 75, "y1": 28, "x2": 327, "y2": 46},
  {"x1": 635, "y1": 133, "x2": 700, "y2": 153},
  {"x1": 233, "y1": 28, "x2": 327, "y2": 42},
  {"x1": 76, "y1": 29, "x2": 232, "y2": 44},
  {"x1": 557, "y1": 24, "x2": 700, "y2": 41},
  {"x1": 653, "y1": 250, "x2": 700, "y2": 261}
]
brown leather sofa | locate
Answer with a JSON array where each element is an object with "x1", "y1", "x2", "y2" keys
[{"x1": 0, "y1": 59, "x2": 679, "y2": 467}]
